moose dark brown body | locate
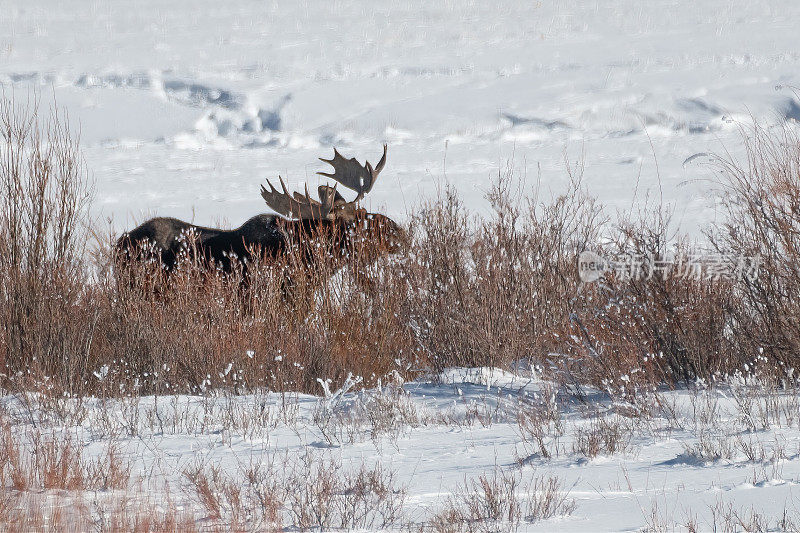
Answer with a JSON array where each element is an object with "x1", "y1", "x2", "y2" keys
[
  {"x1": 116, "y1": 212, "x2": 403, "y2": 272},
  {"x1": 116, "y1": 214, "x2": 279, "y2": 270},
  {"x1": 116, "y1": 145, "x2": 405, "y2": 276}
]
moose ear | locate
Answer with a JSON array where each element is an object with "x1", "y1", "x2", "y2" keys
[{"x1": 318, "y1": 185, "x2": 347, "y2": 205}]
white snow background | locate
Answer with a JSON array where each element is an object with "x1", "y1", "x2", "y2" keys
[
  {"x1": 3, "y1": 0, "x2": 800, "y2": 231},
  {"x1": 3, "y1": 1, "x2": 800, "y2": 530}
]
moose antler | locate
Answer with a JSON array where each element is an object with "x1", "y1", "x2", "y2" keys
[
  {"x1": 260, "y1": 176, "x2": 335, "y2": 220},
  {"x1": 261, "y1": 145, "x2": 387, "y2": 220},
  {"x1": 317, "y1": 144, "x2": 387, "y2": 203}
]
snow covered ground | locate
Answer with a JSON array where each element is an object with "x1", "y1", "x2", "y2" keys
[
  {"x1": 5, "y1": 369, "x2": 800, "y2": 531},
  {"x1": 3, "y1": 0, "x2": 800, "y2": 233}
]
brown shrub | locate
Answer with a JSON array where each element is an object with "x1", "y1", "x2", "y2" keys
[
  {"x1": 403, "y1": 167, "x2": 604, "y2": 374},
  {"x1": 0, "y1": 98, "x2": 96, "y2": 396},
  {"x1": 429, "y1": 468, "x2": 575, "y2": 532},
  {"x1": 565, "y1": 209, "x2": 738, "y2": 394},
  {"x1": 89, "y1": 231, "x2": 420, "y2": 396},
  {"x1": 710, "y1": 122, "x2": 800, "y2": 378},
  {"x1": 4, "y1": 94, "x2": 800, "y2": 397},
  {"x1": 0, "y1": 422, "x2": 131, "y2": 492}
]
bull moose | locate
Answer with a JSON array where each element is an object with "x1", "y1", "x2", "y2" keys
[{"x1": 116, "y1": 145, "x2": 406, "y2": 280}]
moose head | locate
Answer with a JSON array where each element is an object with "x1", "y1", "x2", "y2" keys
[{"x1": 260, "y1": 144, "x2": 406, "y2": 259}]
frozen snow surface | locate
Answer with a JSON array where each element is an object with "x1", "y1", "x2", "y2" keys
[
  {"x1": 7, "y1": 370, "x2": 800, "y2": 531},
  {"x1": 3, "y1": 0, "x2": 800, "y2": 232}
]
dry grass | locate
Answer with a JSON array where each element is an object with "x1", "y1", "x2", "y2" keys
[
  {"x1": 429, "y1": 468, "x2": 575, "y2": 532},
  {"x1": 0, "y1": 489, "x2": 199, "y2": 532},
  {"x1": 93, "y1": 232, "x2": 419, "y2": 396},
  {"x1": 709, "y1": 121, "x2": 800, "y2": 379},
  {"x1": 3, "y1": 95, "x2": 800, "y2": 402},
  {"x1": 0, "y1": 97, "x2": 95, "y2": 397},
  {"x1": 0, "y1": 421, "x2": 131, "y2": 492},
  {"x1": 402, "y1": 166, "x2": 604, "y2": 375},
  {"x1": 564, "y1": 208, "x2": 738, "y2": 396},
  {"x1": 0, "y1": 414, "x2": 199, "y2": 532},
  {"x1": 515, "y1": 387, "x2": 565, "y2": 461},
  {"x1": 572, "y1": 412, "x2": 634, "y2": 459},
  {"x1": 182, "y1": 452, "x2": 405, "y2": 531}
]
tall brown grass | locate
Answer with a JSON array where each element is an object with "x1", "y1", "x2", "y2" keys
[
  {"x1": 565, "y1": 209, "x2": 738, "y2": 394},
  {"x1": 710, "y1": 122, "x2": 800, "y2": 378},
  {"x1": 401, "y1": 167, "x2": 604, "y2": 374},
  {"x1": 90, "y1": 230, "x2": 419, "y2": 396},
  {"x1": 2, "y1": 96, "x2": 800, "y2": 399},
  {"x1": 0, "y1": 98, "x2": 95, "y2": 396}
]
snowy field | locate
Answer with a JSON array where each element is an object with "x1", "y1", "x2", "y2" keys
[
  {"x1": 3, "y1": 0, "x2": 800, "y2": 232},
  {"x1": 4, "y1": 1, "x2": 800, "y2": 530},
  {"x1": 6, "y1": 370, "x2": 800, "y2": 531}
]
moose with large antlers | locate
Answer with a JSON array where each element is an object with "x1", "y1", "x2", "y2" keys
[{"x1": 116, "y1": 145, "x2": 405, "y2": 279}]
